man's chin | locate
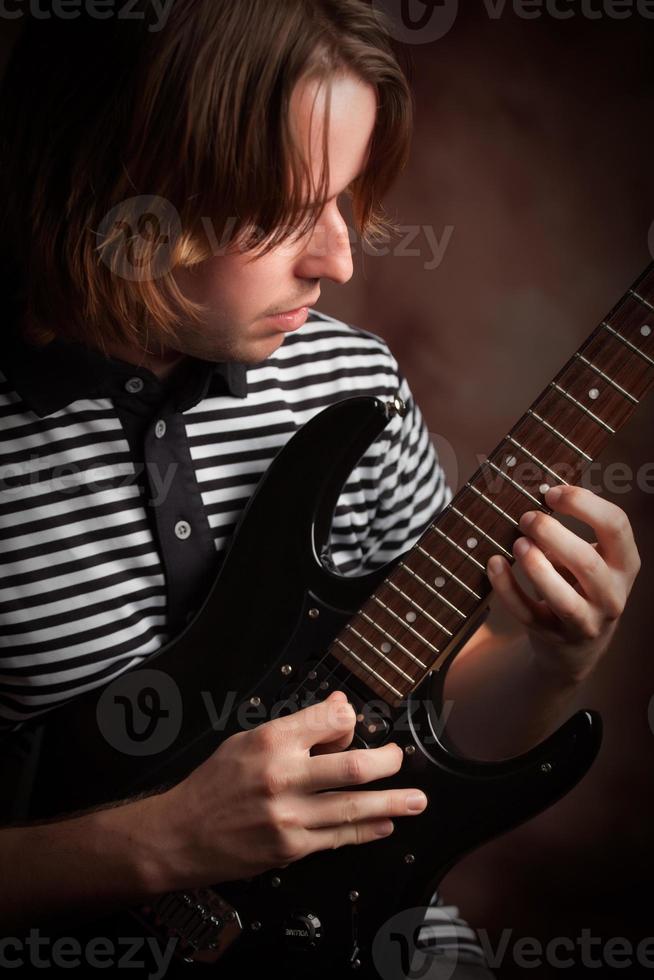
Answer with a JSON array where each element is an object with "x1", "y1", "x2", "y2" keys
[{"x1": 239, "y1": 333, "x2": 287, "y2": 365}]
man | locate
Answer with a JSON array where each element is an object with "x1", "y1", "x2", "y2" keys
[{"x1": 0, "y1": 2, "x2": 640, "y2": 978}]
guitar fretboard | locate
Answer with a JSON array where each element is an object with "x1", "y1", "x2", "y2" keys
[{"x1": 330, "y1": 262, "x2": 654, "y2": 704}]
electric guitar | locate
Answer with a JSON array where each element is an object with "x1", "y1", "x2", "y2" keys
[{"x1": 2, "y1": 260, "x2": 654, "y2": 979}]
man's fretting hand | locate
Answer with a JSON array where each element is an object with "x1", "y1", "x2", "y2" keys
[{"x1": 486, "y1": 484, "x2": 641, "y2": 685}]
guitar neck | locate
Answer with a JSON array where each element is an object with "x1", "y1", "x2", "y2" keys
[{"x1": 331, "y1": 261, "x2": 654, "y2": 704}]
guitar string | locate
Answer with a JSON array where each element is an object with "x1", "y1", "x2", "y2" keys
[
  {"x1": 279, "y1": 329, "x2": 638, "y2": 720},
  {"x1": 272, "y1": 308, "x2": 647, "y2": 731},
  {"x1": 275, "y1": 384, "x2": 580, "y2": 715},
  {"x1": 352, "y1": 300, "x2": 653, "y2": 688}
]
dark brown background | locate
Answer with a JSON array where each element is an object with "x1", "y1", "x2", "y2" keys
[
  {"x1": 326, "y1": 7, "x2": 654, "y2": 978},
  {"x1": 2, "y1": 5, "x2": 654, "y2": 977}
]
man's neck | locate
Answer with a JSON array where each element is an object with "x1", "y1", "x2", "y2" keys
[
  {"x1": 102, "y1": 340, "x2": 188, "y2": 383},
  {"x1": 19, "y1": 318, "x2": 190, "y2": 384}
]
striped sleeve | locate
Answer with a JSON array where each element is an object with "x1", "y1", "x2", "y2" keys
[
  {"x1": 358, "y1": 360, "x2": 453, "y2": 572},
  {"x1": 415, "y1": 890, "x2": 493, "y2": 972}
]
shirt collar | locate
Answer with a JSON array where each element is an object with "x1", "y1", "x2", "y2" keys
[{"x1": 0, "y1": 325, "x2": 248, "y2": 418}]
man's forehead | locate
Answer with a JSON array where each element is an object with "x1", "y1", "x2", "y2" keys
[{"x1": 289, "y1": 72, "x2": 377, "y2": 199}]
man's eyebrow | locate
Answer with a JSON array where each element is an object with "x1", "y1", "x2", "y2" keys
[{"x1": 304, "y1": 172, "x2": 361, "y2": 210}]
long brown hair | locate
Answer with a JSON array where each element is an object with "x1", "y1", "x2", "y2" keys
[{"x1": 0, "y1": 0, "x2": 413, "y2": 356}]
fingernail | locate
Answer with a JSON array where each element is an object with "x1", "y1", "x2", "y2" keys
[
  {"x1": 514, "y1": 537, "x2": 530, "y2": 558},
  {"x1": 520, "y1": 510, "x2": 537, "y2": 528},
  {"x1": 407, "y1": 793, "x2": 428, "y2": 812},
  {"x1": 488, "y1": 556, "x2": 504, "y2": 577},
  {"x1": 546, "y1": 485, "x2": 563, "y2": 504},
  {"x1": 375, "y1": 820, "x2": 394, "y2": 836}
]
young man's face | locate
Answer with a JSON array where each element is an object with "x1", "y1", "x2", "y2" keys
[{"x1": 171, "y1": 71, "x2": 377, "y2": 366}]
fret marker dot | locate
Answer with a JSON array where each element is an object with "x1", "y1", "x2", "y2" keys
[
  {"x1": 434, "y1": 576, "x2": 446, "y2": 588},
  {"x1": 381, "y1": 642, "x2": 392, "y2": 654},
  {"x1": 539, "y1": 483, "x2": 550, "y2": 494},
  {"x1": 466, "y1": 537, "x2": 478, "y2": 549},
  {"x1": 588, "y1": 387, "x2": 600, "y2": 400},
  {"x1": 505, "y1": 455, "x2": 517, "y2": 467},
  {"x1": 641, "y1": 325, "x2": 652, "y2": 337},
  {"x1": 405, "y1": 610, "x2": 417, "y2": 623}
]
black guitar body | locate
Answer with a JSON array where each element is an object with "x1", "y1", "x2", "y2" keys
[{"x1": 6, "y1": 396, "x2": 602, "y2": 979}]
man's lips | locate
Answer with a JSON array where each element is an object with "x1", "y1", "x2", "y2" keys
[{"x1": 271, "y1": 294, "x2": 321, "y2": 316}]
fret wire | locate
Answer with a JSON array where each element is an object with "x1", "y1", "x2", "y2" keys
[
  {"x1": 398, "y1": 561, "x2": 467, "y2": 619},
  {"x1": 485, "y1": 460, "x2": 544, "y2": 508},
  {"x1": 431, "y1": 526, "x2": 486, "y2": 573},
  {"x1": 551, "y1": 381, "x2": 615, "y2": 434},
  {"x1": 383, "y1": 577, "x2": 454, "y2": 636},
  {"x1": 331, "y1": 269, "x2": 654, "y2": 705},
  {"x1": 333, "y1": 638, "x2": 403, "y2": 698},
  {"x1": 416, "y1": 545, "x2": 482, "y2": 600},
  {"x1": 371, "y1": 594, "x2": 440, "y2": 655},
  {"x1": 345, "y1": 622, "x2": 415, "y2": 682},
  {"x1": 466, "y1": 482, "x2": 520, "y2": 528},
  {"x1": 450, "y1": 504, "x2": 513, "y2": 560},
  {"x1": 629, "y1": 288, "x2": 654, "y2": 313},
  {"x1": 602, "y1": 321, "x2": 654, "y2": 368},
  {"x1": 505, "y1": 435, "x2": 570, "y2": 484},
  {"x1": 574, "y1": 352, "x2": 639, "y2": 404},
  {"x1": 528, "y1": 409, "x2": 593, "y2": 462},
  {"x1": 359, "y1": 609, "x2": 429, "y2": 668}
]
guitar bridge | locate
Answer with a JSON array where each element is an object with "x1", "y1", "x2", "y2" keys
[{"x1": 132, "y1": 887, "x2": 243, "y2": 964}]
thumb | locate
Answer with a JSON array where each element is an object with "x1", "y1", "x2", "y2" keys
[{"x1": 310, "y1": 690, "x2": 356, "y2": 756}]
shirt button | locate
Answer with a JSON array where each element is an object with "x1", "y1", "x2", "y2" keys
[
  {"x1": 155, "y1": 419, "x2": 167, "y2": 439},
  {"x1": 174, "y1": 520, "x2": 192, "y2": 540},
  {"x1": 125, "y1": 377, "x2": 144, "y2": 394}
]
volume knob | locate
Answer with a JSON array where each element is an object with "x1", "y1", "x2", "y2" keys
[{"x1": 283, "y1": 911, "x2": 323, "y2": 949}]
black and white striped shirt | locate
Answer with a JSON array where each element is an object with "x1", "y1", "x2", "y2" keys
[
  {"x1": 0, "y1": 307, "x2": 491, "y2": 970},
  {"x1": 0, "y1": 308, "x2": 452, "y2": 730}
]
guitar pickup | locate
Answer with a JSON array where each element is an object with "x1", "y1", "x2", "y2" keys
[{"x1": 287, "y1": 661, "x2": 392, "y2": 745}]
